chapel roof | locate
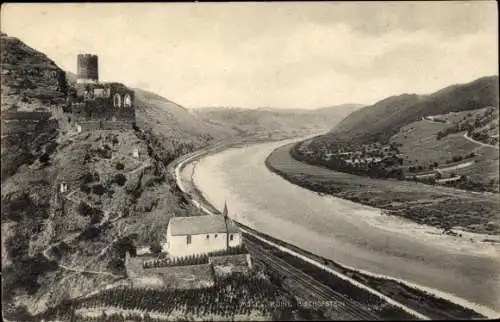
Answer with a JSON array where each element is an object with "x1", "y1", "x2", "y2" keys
[{"x1": 169, "y1": 215, "x2": 239, "y2": 236}]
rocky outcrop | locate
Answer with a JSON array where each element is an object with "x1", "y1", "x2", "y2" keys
[
  {"x1": 1, "y1": 33, "x2": 67, "y2": 111},
  {"x1": 0, "y1": 33, "x2": 68, "y2": 180}
]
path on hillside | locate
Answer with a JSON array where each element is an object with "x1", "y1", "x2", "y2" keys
[
  {"x1": 463, "y1": 132, "x2": 499, "y2": 150},
  {"x1": 39, "y1": 155, "x2": 152, "y2": 281},
  {"x1": 36, "y1": 149, "x2": 156, "y2": 304}
]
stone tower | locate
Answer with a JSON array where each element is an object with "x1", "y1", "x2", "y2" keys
[{"x1": 77, "y1": 54, "x2": 99, "y2": 84}]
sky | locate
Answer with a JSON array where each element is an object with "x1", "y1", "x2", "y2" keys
[{"x1": 1, "y1": 2, "x2": 498, "y2": 109}]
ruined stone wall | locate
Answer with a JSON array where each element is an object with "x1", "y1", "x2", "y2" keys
[
  {"x1": 210, "y1": 254, "x2": 252, "y2": 278},
  {"x1": 69, "y1": 82, "x2": 136, "y2": 130}
]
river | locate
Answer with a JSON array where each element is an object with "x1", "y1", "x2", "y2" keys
[{"x1": 188, "y1": 138, "x2": 500, "y2": 314}]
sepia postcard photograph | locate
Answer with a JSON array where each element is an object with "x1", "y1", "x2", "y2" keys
[{"x1": 1, "y1": 1, "x2": 499, "y2": 321}]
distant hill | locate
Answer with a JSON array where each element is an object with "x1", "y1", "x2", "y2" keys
[
  {"x1": 133, "y1": 88, "x2": 237, "y2": 151},
  {"x1": 193, "y1": 104, "x2": 364, "y2": 137},
  {"x1": 320, "y1": 76, "x2": 499, "y2": 144}
]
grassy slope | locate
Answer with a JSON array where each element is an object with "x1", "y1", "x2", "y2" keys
[
  {"x1": 390, "y1": 119, "x2": 499, "y2": 185},
  {"x1": 133, "y1": 88, "x2": 237, "y2": 150}
]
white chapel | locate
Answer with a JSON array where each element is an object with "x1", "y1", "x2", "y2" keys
[{"x1": 163, "y1": 203, "x2": 242, "y2": 258}]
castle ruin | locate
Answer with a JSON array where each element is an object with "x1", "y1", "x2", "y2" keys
[{"x1": 67, "y1": 54, "x2": 136, "y2": 131}]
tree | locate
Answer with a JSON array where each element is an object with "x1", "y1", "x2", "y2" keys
[
  {"x1": 92, "y1": 184, "x2": 106, "y2": 195},
  {"x1": 77, "y1": 201, "x2": 92, "y2": 216},
  {"x1": 115, "y1": 162, "x2": 125, "y2": 170},
  {"x1": 79, "y1": 183, "x2": 89, "y2": 194},
  {"x1": 113, "y1": 173, "x2": 127, "y2": 186},
  {"x1": 107, "y1": 258, "x2": 125, "y2": 274},
  {"x1": 150, "y1": 241, "x2": 162, "y2": 254},
  {"x1": 39, "y1": 153, "x2": 50, "y2": 165},
  {"x1": 82, "y1": 172, "x2": 94, "y2": 184}
]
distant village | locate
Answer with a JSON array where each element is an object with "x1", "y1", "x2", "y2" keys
[{"x1": 294, "y1": 109, "x2": 499, "y2": 193}]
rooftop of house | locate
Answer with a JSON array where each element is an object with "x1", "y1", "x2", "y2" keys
[{"x1": 168, "y1": 215, "x2": 240, "y2": 236}]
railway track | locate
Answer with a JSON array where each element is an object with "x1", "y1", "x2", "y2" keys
[{"x1": 244, "y1": 239, "x2": 381, "y2": 320}]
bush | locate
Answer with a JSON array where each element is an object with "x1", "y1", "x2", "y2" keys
[
  {"x1": 113, "y1": 173, "x2": 127, "y2": 186},
  {"x1": 81, "y1": 172, "x2": 94, "y2": 184},
  {"x1": 115, "y1": 162, "x2": 125, "y2": 170},
  {"x1": 39, "y1": 153, "x2": 50, "y2": 164},
  {"x1": 77, "y1": 201, "x2": 93, "y2": 216},
  {"x1": 92, "y1": 184, "x2": 106, "y2": 195},
  {"x1": 80, "y1": 184, "x2": 91, "y2": 194},
  {"x1": 78, "y1": 226, "x2": 101, "y2": 241},
  {"x1": 76, "y1": 201, "x2": 103, "y2": 224},
  {"x1": 95, "y1": 147, "x2": 112, "y2": 159},
  {"x1": 107, "y1": 258, "x2": 125, "y2": 275},
  {"x1": 113, "y1": 236, "x2": 136, "y2": 258},
  {"x1": 149, "y1": 241, "x2": 162, "y2": 254},
  {"x1": 2, "y1": 254, "x2": 57, "y2": 299}
]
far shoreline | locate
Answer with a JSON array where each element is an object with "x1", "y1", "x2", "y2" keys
[{"x1": 265, "y1": 140, "x2": 500, "y2": 244}]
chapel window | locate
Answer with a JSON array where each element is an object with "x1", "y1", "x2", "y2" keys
[{"x1": 113, "y1": 93, "x2": 122, "y2": 108}]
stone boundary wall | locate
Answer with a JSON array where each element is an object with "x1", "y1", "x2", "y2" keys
[
  {"x1": 128, "y1": 263, "x2": 215, "y2": 290},
  {"x1": 210, "y1": 254, "x2": 252, "y2": 278},
  {"x1": 76, "y1": 120, "x2": 134, "y2": 131}
]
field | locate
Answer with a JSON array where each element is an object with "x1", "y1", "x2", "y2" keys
[
  {"x1": 39, "y1": 273, "x2": 329, "y2": 321},
  {"x1": 391, "y1": 120, "x2": 477, "y2": 166},
  {"x1": 432, "y1": 107, "x2": 490, "y2": 124},
  {"x1": 390, "y1": 119, "x2": 499, "y2": 186},
  {"x1": 267, "y1": 142, "x2": 499, "y2": 235}
]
